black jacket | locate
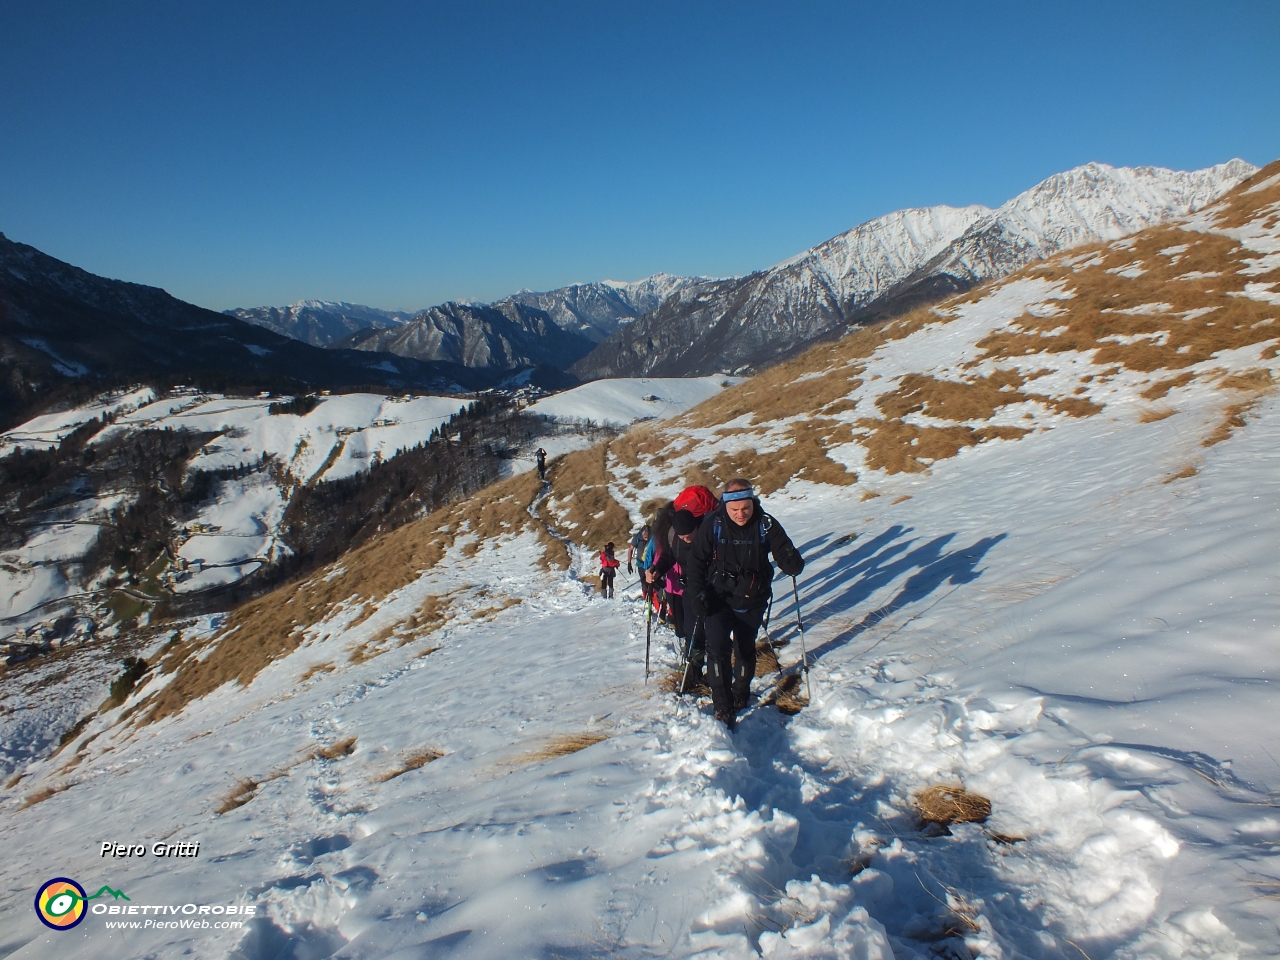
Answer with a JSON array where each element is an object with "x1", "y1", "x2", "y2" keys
[{"x1": 686, "y1": 500, "x2": 803, "y2": 615}]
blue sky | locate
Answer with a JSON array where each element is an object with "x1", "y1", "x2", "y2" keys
[{"x1": 2, "y1": 1, "x2": 1277, "y2": 312}]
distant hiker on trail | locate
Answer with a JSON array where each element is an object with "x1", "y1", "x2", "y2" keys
[
  {"x1": 599, "y1": 542, "x2": 620, "y2": 598},
  {"x1": 536, "y1": 448, "x2": 548, "y2": 481},
  {"x1": 687, "y1": 479, "x2": 804, "y2": 730}
]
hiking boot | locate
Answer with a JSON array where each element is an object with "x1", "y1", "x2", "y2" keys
[
  {"x1": 733, "y1": 690, "x2": 751, "y2": 712},
  {"x1": 714, "y1": 709, "x2": 736, "y2": 732}
]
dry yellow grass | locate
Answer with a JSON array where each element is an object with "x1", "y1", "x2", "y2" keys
[
  {"x1": 754, "y1": 642, "x2": 780, "y2": 677},
  {"x1": 1138, "y1": 407, "x2": 1177, "y2": 423},
  {"x1": 300, "y1": 661, "x2": 336, "y2": 682},
  {"x1": 1164, "y1": 464, "x2": 1201, "y2": 484},
  {"x1": 374, "y1": 747, "x2": 444, "y2": 783},
  {"x1": 1203, "y1": 398, "x2": 1264, "y2": 447},
  {"x1": 311, "y1": 736, "x2": 357, "y2": 761},
  {"x1": 512, "y1": 733, "x2": 610, "y2": 765},
  {"x1": 214, "y1": 777, "x2": 260, "y2": 815},
  {"x1": 768, "y1": 673, "x2": 809, "y2": 715},
  {"x1": 914, "y1": 784, "x2": 992, "y2": 825},
  {"x1": 545, "y1": 446, "x2": 633, "y2": 548},
  {"x1": 20, "y1": 783, "x2": 71, "y2": 809}
]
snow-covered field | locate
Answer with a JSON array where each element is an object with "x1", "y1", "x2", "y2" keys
[
  {"x1": 0, "y1": 392, "x2": 470, "y2": 630},
  {"x1": 529, "y1": 376, "x2": 741, "y2": 426}
]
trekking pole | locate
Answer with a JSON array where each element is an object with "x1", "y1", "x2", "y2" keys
[
  {"x1": 791, "y1": 576, "x2": 811, "y2": 702},
  {"x1": 644, "y1": 590, "x2": 653, "y2": 684},
  {"x1": 762, "y1": 594, "x2": 774, "y2": 645},
  {"x1": 678, "y1": 617, "x2": 702, "y2": 696}
]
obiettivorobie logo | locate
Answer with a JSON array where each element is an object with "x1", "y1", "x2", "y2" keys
[{"x1": 35, "y1": 878, "x2": 129, "y2": 930}]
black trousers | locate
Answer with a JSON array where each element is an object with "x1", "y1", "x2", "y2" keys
[
  {"x1": 680, "y1": 592, "x2": 706, "y2": 671},
  {"x1": 600, "y1": 570, "x2": 615, "y2": 598},
  {"x1": 703, "y1": 604, "x2": 765, "y2": 715},
  {"x1": 668, "y1": 590, "x2": 686, "y2": 640}
]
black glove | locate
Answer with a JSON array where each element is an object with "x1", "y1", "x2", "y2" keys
[{"x1": 627, "y1": 562, "x2": 633, "y2": 575}]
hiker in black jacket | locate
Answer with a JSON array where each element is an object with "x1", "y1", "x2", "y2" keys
[{"x1": 686, "y1": 479, "x2": 804, "y2": 730}]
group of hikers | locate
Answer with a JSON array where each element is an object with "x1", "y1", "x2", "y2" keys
[{"x1": 598, "y1": 478, "x2": 804, "y2": 731}]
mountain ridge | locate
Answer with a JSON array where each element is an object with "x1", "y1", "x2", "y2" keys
[{"x1": 571, "y1": 158, "x2": 1258, "y2": 379}]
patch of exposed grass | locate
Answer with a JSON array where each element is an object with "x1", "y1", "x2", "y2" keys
[
  {"x1": 311, "y1": 736, "x2": 357, "y2": 761},
  {"x1": 214, "y1": 777, "x2": 260, "y2": 814},
  {"x1": 374, "y1": 747, "x2": 444, "y2": 782},
  {"x1": 914, "y1": 784, "x2": 991, "y2": 825},
  {"x1": 1164, "y1": 464, "x2": 1200, "y2": 483},
  {"x1": 545, "y1": 446, "x2": 632, "y2": 548},
  {"x1": 20, "y1": 784, "x2": 68, "y2": 809},
  {"x1": 300, "y1": 661, "x2": 336, "y2": 682},
  {"x1": 512, "y1": 733, "x2": 610, "y2": 765},
  {"x1": 754, "y1": 642, "x2": 780, "y2": 677}
]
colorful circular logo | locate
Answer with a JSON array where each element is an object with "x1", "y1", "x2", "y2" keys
[{"x1": 35, "y1": 878, "x2": 87, "y2": 930}]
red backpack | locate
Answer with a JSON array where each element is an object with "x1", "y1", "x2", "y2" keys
[{"x1": 674, "y1": 485, "x2": 717, "y2": 518}]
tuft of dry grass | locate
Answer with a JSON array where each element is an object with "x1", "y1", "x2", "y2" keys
[
  {"x1": 20, "y1": 783, "x2": 70, "y2": 809},
  {"x1": 300, "y1": 661, "x2": 336, "y2": 682},
  {"x1": 914, "y1": 784, "x2": 991, "y2": 826},
  {"x1": 654, "y1": 668, "x2": 708, "y2": 696},
  {"x1": 311, "y1": 736, "x2": 357, "y2": 761},
  {"x1": 764, "y1": 673, "x2": 809, "y2": 715},
  {"x1": 1164, "y1": 464, "x2": 1201, "y2": 484},
  {"x1": 374, "y1": 747, "x2": 444, "y2": 783},
  {"x1": 754, "y1": 643, "x2": 780, "y2": 677},
  {"x1": 1138, "y1": 406, "x2": 1177, "y2": 423},
  {"x1": 512, "y1": 733, "x2": 610, "y2": 765},
  {"x1": 214, "y1": 777, "x2": 260, "y2": 815},
  {"x1": 1203, "y1": 398, "x2": 1264, "y2": 447}
]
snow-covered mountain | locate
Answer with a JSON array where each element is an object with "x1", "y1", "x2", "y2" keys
[
  {"x1": 2, "y1": 159, "x2": 1278, "y2": 959},
  {"x1": 224, "y1": 300, "x2": 412, "y2": 348},
  {"x1": 573, "y1": 158, "x2": 1257, "y2": 378},
  {"x1": 496, "y1": 273, "x2": 706, "y2": 343}
]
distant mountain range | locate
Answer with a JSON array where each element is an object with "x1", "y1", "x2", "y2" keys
[
  {"x1": 228, "y1": 274, "x2": 709, "y2": 373},
  {"x1": 224, "y1": 301, "x2": 414, "y2": 347},
  {"x1": 231, "y1": 160, "x2": 1255, "y2": 382},
  {"x1": 571, "y1": 159, "x2": 1257, "y2": 378}
]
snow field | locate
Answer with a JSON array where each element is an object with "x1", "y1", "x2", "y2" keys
[
  {"x1": 0, "y1": 392, "x2": 469, "y2": 624},
  {"x1": 529, "y1": 377, "x2": 742, "y2": 426}
]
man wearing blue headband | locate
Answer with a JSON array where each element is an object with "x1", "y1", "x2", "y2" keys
[{"x1": 686, "y1": 478, "x2": 804, "y2": 730}]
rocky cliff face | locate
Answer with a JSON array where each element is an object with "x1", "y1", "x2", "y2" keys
[
  {"x1": 572, "y1": 159, "x2": 1257, "y2": 378},
  {"x1": 336, "y1": 300, "x2": 596, "y2": 371},
  {"x1": 495, "y1": 273, "x2": 702, "y2": 343}
]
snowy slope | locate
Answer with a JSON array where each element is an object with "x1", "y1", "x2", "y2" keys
[
  {"x1": 0, "y1": 392, "x2": 468, "y2": 631},
  {"x1": 1, "y1": 162, "x2": 1277, "y2": 958},
  {"x1": 528, "y1": 376, "x2": 741, "y2": 426}
]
